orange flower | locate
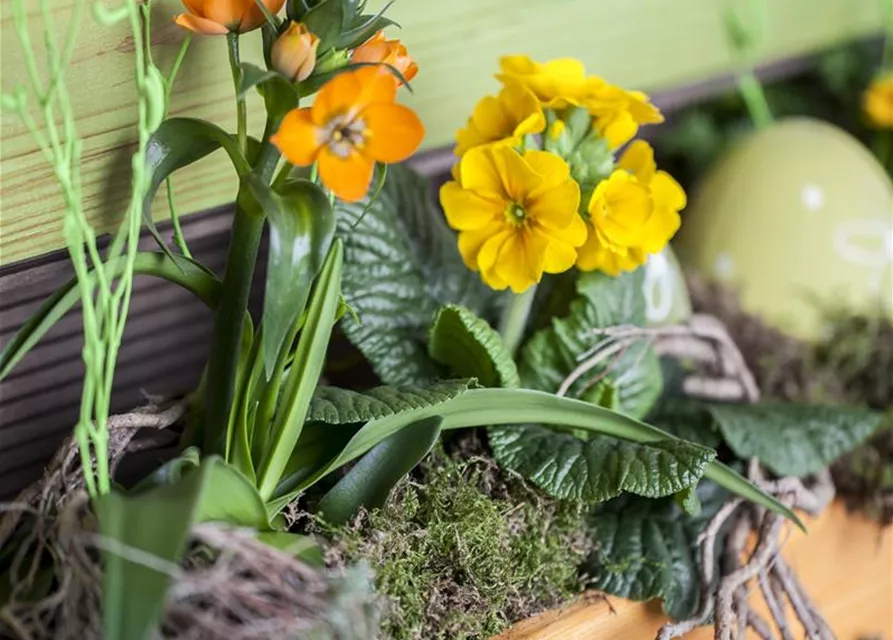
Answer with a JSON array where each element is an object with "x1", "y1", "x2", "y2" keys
[
  {"x1": 175, "y1": 0, "x2": 286, "y2": 35},
  {"x1": 272, "y1": 22, "x2": 320, "y2": 82},
  {"x1": 350, "y1": 31, "x2": 418, "y2": 86},
  {"x1": 272, "y1": 67, "x2": 425, "y2": 202}
]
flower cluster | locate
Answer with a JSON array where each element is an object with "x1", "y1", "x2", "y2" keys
[
  {"x1": 863, "y1": 72, "x2": 893, "y2": 129},
  {"x1": 441, "y1": 55, "x2": 684, "y2": 291},
  {"x1": 175, "y1": 0, "x2": 424, "y2": 202}
]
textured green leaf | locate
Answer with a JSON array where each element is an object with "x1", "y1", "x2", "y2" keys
[
  {"x1": 493, "y1": 270, "x2": 667, "y2": 503},
  {"x1": 488, "y1": 424, "x2": 715, "y2": 502},
  {"x1": 302, "y1": 385, "x2": 800, "y2": 527},
  {"x1": 337, "y1": 163, "x2": 497, "y2": 386},
  {"x1": 308, "y1": 379, "x2": 476, "y2": 425},
  {"x1": 520, "y1": 269, "x2": 662, "y2": 418},
  {"x1": 248, "y1": 177, "x2": 336, "y2": 376},
  {"x1": 584, "y1": 481, "x2": 728, "y2": 620},
  {"x1": 650, "y1": 399, "x2": 723, "y2": 449},
  {"x1": 708, "y1": 403, "x2": 883, "y2": 477},
  {"x1": 429, "y1": 305, "x2": 520, "y2": 388},
  {"x1": 317, "y1": 416, "x2": 443, "y2": 525}
]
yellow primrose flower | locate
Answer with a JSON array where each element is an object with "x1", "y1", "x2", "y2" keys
[
  {"x1": 577, "y1": 141, "x2": 685, "y2": 275},
  {"x1": 496, "y1": 55, "x2": 589, "y2": 109},
  {"x1": 455, "y1": 80, "x2": 546, "y2": 156},
  {"x1": 863, "y1": 73, "x2": 893, "y2": 128},
  {"x1": 440, "y1": 145, "x2": 585, "y2": 292},
  {"x1": 582, "y1": 81, "x2": 664, "y2": 148}
]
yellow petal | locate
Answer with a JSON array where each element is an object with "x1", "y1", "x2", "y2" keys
[
  {"x1": 540, "y1": 236, "x2": 578, "y2": 274},
  {"x1": 525, "y1": 178, "x2": 581, "y2": 231},
  {"x1": 618, "y1": 140, "x2": 656, "y2": 183},
  {"x1": 523, "y1": 150, "x2": 571, "y2": 191},
  {"x1": 588, "y1": 171, "x2": 653, "y2": 247},
  {"x1": 440, "y1": 181, "x2": 505, "y2": 231},
  {"x1": 639, "y1": 207, "x2": 681, "y2": 254},
  {"x1": 494, "y1": 231, "x2": 547, "y2": 293},
  {"x1": 535, "y1": 213, "x2": 587, "y2": 248},
  {"x1": 476, "y1": 228, "x2": 513, "y2": 275},
  {"x1": 456, "y1": 219, "x2": 507, "y2": 270},
  {"x1": 651, "y1": 170, "x2": 687, "y2": 211}
]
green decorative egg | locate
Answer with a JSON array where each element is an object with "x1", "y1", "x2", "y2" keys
[
  {"x1": 675, "y1": 118, "x2": 893, "y2": 339},
  {"x1": 642, "y1": 247, "x2": 692, "y2": 326}
]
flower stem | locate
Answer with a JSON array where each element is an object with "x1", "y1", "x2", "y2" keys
[
  {"x1": 227, "y1": 32, "x2": 247, "y2": 154},
  {"x1": 737, "y1": 71, "x2": 773, "y2": 130},
  {"x1": 203, "y1": 201, "x2": 264, "y2": 456},
  {"x1": 499, "y1": 284, "x2": 537, "y2": 357}
]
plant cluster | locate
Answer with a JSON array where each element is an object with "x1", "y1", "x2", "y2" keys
[{"x1": 0, "y1": 1, "x2": 885, "y2": 638}]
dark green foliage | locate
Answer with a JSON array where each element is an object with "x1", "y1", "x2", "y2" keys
[{"x1": 583, "y1": 481, "x2": 728, "y2": 620}]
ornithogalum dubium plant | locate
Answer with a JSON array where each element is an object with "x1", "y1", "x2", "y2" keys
[{"x1": 0, "y1": 1, "x2": 811, "y2": 637}]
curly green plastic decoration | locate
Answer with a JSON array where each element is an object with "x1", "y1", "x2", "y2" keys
[{"x1": 1, "y1": 0, "x2": 176, "y2": 497}]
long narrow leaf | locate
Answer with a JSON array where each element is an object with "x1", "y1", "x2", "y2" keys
[
  {"x1": 256, "y1": 241, "x2": 344, "y2": 500},
  {"x1": 316, "y1": 415, "x2": 443, "y2": 525},
  {"x1": 0, "y1": 252, "x2": 221, "y2": 381},
  {"x1": 303, "y1": 388, "x2": 804, "y2": 528}
]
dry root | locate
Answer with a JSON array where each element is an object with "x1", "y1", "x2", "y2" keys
[
  {"x1": 656, "y1": 465, "x2": 836, "y2": 640},
  {"x1": 560, "y1": 314, "x2": 761, "y2": 404}
]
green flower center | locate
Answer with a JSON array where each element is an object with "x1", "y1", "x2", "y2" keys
[{"x1": 506, "y1": 203, "x2": 528, "y2": 227}]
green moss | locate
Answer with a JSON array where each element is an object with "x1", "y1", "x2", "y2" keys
[{"x1": 324, "y1": 443, "x2": 590, "y2": 640}]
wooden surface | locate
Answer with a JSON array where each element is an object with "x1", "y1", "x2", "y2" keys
[
  {"x1": 497, "y1": 501, "x2": 893, "y2": 639},
  {"x1": 0, "y1": 0, "x2": 885, "y2": 265}
]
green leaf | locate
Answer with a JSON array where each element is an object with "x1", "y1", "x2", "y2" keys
[
  {"x1": 298, "y1": 384, "x2": 800, "y2": 526},
  {"x1": 133, "y1": 455, "x2": 271, "y2": 530},
  {"x1": 520, "y1": 269, "x2": 663, "y2": 418},
  {"x1": 317, "y1": 416, "x2": 443, "y2": 525},
  {"x1": 247, "y1": 176, "x2": 336, "y2": 376},
  {"x1": 302, "y1": 0, "x2": 345, "y2": 50},
  {"x1": 96, "y1": 460, "x2": 215, "y2": 640},
  {"x1": 338, "y1": 7, "x2": 397, "y2": 48},
  {"x1": 0, "y1": 252, "x2": 222, "y2": 382},
  {"x1": 337, "y1": 163, "x2": 498, "y2": 386},
  {"x1": 256, "y1": 532, "x2": 323, "y2": 565},
  {"x1": 583, "y1": 481, "x2": 728, "y2": 620},
  {"x1": 488, "y1": 424, "x2": 714, "y2": 502},
  {"x1": 650, "y1": 399, "x2": 723, "y2": 449},
  {"x1": 707, "y1": 403, "x2": 884, "y2": 477},
  {"x1": 144, "y1": 118, "x2": 249, "y2": 256},
  {"x1": 268, "y1": 421, "x2": 362, "y2": 512},
  {"x1": 238, "y1": 62, "x2": 280, "y2": 98},
  {"x1": 307, "y1": 379, "x2": 476, "y2": 425},
  {"x1": 257, "y1": 241, "x2": 344, "y2": 501},
  {"x1": 429, "y1": 305, "x2": 519, "y2": 388},
  {"x1": 195, "y1": 458, "x2": 270, "y2": 530}
]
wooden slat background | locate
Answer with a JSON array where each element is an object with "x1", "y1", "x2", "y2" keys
[{"x1": 0, "y1": 0, "x2": 885, "y2": 265}]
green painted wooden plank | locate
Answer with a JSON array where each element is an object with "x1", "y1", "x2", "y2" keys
[{"x1": 0, "y1": 0, "x2": 883, "y2": 265}]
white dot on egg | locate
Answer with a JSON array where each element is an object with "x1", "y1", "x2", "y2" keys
[
  {"x1": 801, "y1": 184, "x2": 825, "y2": 212},
  {"x1": 714, "y1": 253, "x2": 735, "y2": 280}
]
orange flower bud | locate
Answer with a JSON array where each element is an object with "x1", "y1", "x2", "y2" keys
[
  {"x1": 175, "y1": 0, "x2": 286, "y2": 36},
  {"x1": 272, "y1": 22, "x2": 321, "y2": 82},
  {"x1": 351, "y1": 31, "x2": 418, "y2": 86}
]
